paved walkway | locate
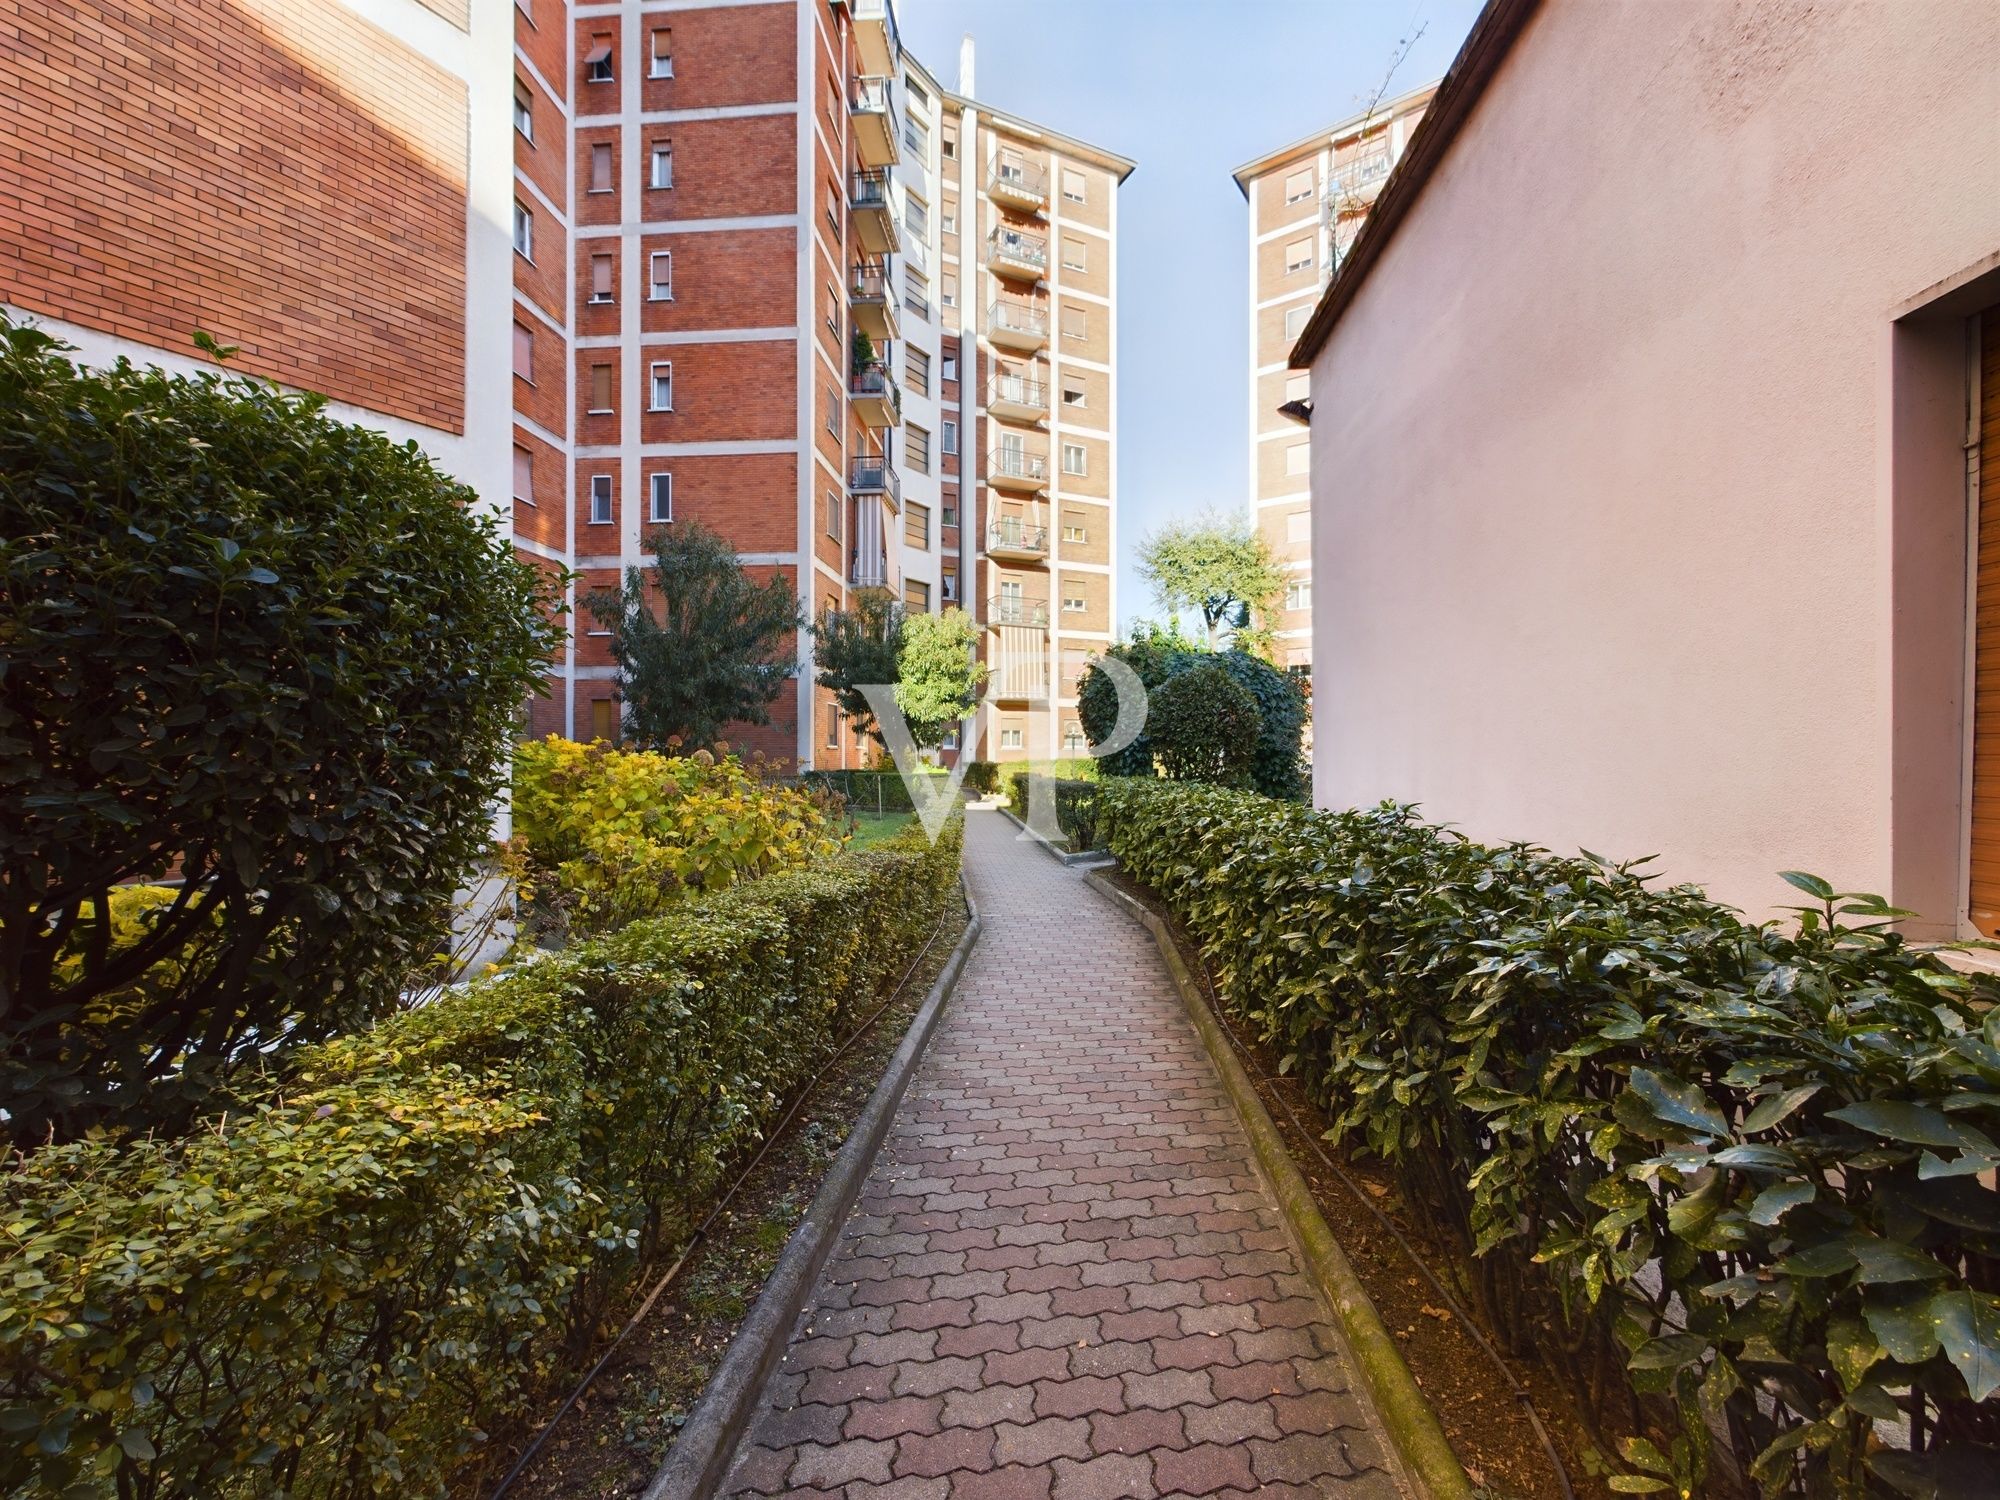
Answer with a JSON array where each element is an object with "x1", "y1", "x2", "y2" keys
[{"x1": 718, "y1": 810, "x2": 1401, "y2": 1499}]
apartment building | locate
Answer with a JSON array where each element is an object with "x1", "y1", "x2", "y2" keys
[
  {"x1": 1232, "y1": 81, "x2": 1436, "y2": 675},
  {"x1": 1, "y1": 0, "x2": 1125, "y2": 768}
]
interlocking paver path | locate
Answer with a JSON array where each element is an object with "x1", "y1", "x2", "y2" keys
[{"x1": 718, "y1": 808, "x2": 1403, "y2": 1499}]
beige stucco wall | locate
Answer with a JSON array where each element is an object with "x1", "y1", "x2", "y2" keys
[{"x1": 1307, "y1": 0, "x2": 2000, "y2": 931}]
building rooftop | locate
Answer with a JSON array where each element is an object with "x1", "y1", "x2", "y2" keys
[{"x1": 1230, "y1": 77, "x2": 1441, "y2": 198}]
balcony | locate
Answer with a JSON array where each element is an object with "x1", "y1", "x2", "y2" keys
[
  {"x1": 849, "y1": 453, "x2": 901, "y2": 510},
  {"x1": 988, "y1": 656, "x2": 1050, "y2": 702},
  {"x1": 850, "y1": 170, "x2": 899, "y2": 254},
  {"x1": 849, "y1": 362, "x2": 902, "y2": 429},
  {"x1": 985, "y1": 226, "x2": 1047, "y2": 282},
  {"x1": 849, "y1": 548, "x2": 889, "y2": 589},
  {"x1": 985, "y1": 372, "x2": 1047, "y2": 422},
  {"x1": 987, "y1": 519, "x2": 1049, "y2": 563},
  {"x1": 988, "y1": 594, "x2": 1049, "y2": 629},
  {"x1": 988, "y1": 161, "x2": 1048, "y2": 214},
  {"x1": 988, "y1": 445, "x2": 1048, "y2": 493},
  {"x1": 849, "y1": 261, "x2": 899, "y2": 341},
  {"x1": 1326, "y1": 146, "x2": 1392, "y2": 206},
  {"x1": 851, "y1": 77, "x2": 900, "y2": 169},
  {"x1": 851, "y1": 0, "x2": 897, "y2": 77},
  {"x1": 987, "y1": 299, "x2": 1049, "y2": 353}
]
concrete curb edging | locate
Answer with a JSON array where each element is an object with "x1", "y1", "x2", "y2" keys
[
  {"x1": 996, "y1": 805, "x2": 1114, "y2": 868},
  {"x1": 1084, "y1": 870, "x2": 1475, "y2": 1500},
  {"x1": 642, "y1": 880, "x2": 984, "y2": 1500}
]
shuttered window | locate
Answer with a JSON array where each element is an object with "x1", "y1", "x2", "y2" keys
[{"x1": 1969, "y1": 315, "x2": 2000, "y2": 935}]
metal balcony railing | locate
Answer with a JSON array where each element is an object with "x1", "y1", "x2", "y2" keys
[
  {"x1": 986, "y1": 374, "x2": 1047, "y2": 411},
  {"x1": 989, "y1": 595, "x2": 1049, "y2": 628},
  {"x1": 985, "y1": 226, "x2": 1047, "y2": 271},
  {"x1": 851, "y1": 75, "x2": 895, "y2": 118},
  {"x1": 850, "y1": 168, "x2": 892, "y2": 211},
  {"x1": 850, "y1": 260, "x2": 890, "y2": 301},
  {"x1": 988, "y1": 300, "x2": 1049, "y2": 341},
  {"x1": 848, "y1": 362, "x2": 903, "y2": 421},
  {"x1": 988, "y1": 447, "x2": 1048, "y2": 484},
  {"x1": 1327, "y1": 147, "x2": 1391, "y2": 200},
  {"x1": 849, "y1": 550, "x2": 888, "y2": 588},
  {"x1": 988, "y1": 521, "x2": 1049, "y2": 555},
  {"x1": 989, "y1": 162, "x2": 1047, "y2": 199},
  {"x1": 848, "y1": 454, "x2": 901, "y2": 506}
]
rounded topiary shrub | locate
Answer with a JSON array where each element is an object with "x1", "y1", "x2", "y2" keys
[
  {"x1": 1146, "y1": 662, "x2": 1261, "y2": 787},
  {"x1": 0, "y1": 320, "x2": 564, "y2": 1143},
  {"x1": 1078, "y1": 640, "x2": 1308, "y2": 798},
  {"x1": 1208, "y1": 649, "x2": 1309, "y2": 800}
]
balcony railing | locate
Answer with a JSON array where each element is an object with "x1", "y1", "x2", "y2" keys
[
  {"x1": 988, "y1": 299, "x2": 1049, "y2": 345},
  {"x1": 988, "y1": 520, "x2": 1049, "y2": 556},
  {"x1": 849, "y1": 362, "x2": 903, "y2": 423},
  {"x1": 1327, "y1": 147, "x2": 1391, "y2": 200},
  {"x1": 850, "y1": 168, "x2": 893, "y2": 212},
  {"x1": 849, "y1": 549, "x2": 888, "y2": 589},
  {"x1": 985, "y1": 226, "x2": 1047, "y2": 275},
  {"x1": 852, "y1": 75, "x2": 895, "y2": 115},
  {"x1": 988, "y1": 161, "x2": 1048, "y2": 207},
  {"x1": 850, "y1": 76, "x2": 899, "y2": 167},
  {"x1": 986, "y1": 374, "x2": 1047, "y2": 412},
  {"x1": 849, "y1": 453, "x2": 901, "y2": 507},
  {"x1": 988, "y1": 447, "x2": 1048, "y2": 484},
  {"x1": 989, "y1": 595, "x2": 1049, "y2": 628},
  {"x1": 850, "y1": 260, "x2": 890, "y2": 302}
]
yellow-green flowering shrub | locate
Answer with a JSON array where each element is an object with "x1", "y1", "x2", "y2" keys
[
  {"x1": 505, "y1": 736, "x2": 843, "y2": 938},
  {"x1": 0, "y1": 817, "x2": 960, "y2": 1498}
]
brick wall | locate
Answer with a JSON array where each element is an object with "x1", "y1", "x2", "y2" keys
[
  {"x1": 2, "y1": 0, "x2": 469, "y2": 430},
  {"x1": 636, "y1": 339, "x2": 797, "y2": 444},
  {"x1": 640, "y1": 3, "x2": 795, "y2": 112}
]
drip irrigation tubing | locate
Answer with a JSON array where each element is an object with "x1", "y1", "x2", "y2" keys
[
  {"x1": 1169, "y1": 903, "x2": 1578, "y2": 1500},
  {"x1": 485, "y1": 894, "x2": 961, "y2": 1500}
]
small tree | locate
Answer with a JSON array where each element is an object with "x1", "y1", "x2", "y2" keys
[
  {"x1": 0, "y1": 319, "x2": 563, "y2": 1143},
  {"x1": 895, "y1": 608, "x2": 988, "y2": 748},
  {"x1": 1135, "y1": 509, "x2": 1287, "y2": 653},
  {"x1": 1147, "y1": 663, "x2": 1261, "y2": 787},
  {"x1": 589, "y1": 522, "x2": 800, "y2": 751},
  {"x1": 811, "y1": 589, "x2": 903, "y2": 746}
]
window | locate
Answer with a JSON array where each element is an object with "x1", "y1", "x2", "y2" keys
[
  {"x1": 590, "y1": 253, "x2": 614, "y2": 303},
  {"x1": 905, "y1": 579, "x2": 931, "y2": 613},
  {"x1": 941, "y1": 272, "x2": 958, "y2": 309},
  {"x1": 1062, "y1": 509, "x2": 1087, "y2": 543},
  {"x1": 826, "y1": 487, "x2": 840, "y2": 540},
  {"x1": 904, "y1": 195, "x2": 928, "y2": 239},
  {"x1": 512, "y1": 443, "x2": 534, "y2": 503},
  {"x1": 513, "y1": 79, "x2": 533, "y2": 140},
  {"x1": 825, "y1": 71, "x2": 838, "y2": 126},
  {"x1": 941, "y1": 418, "x2": 958, "y2": 455},
  {"x1": 649, "y1": 361, "x2": 673, "y2": 411},
  {"x1": 1286, "y1": 442, "x2": 1310, "y2": 476},
  {"x1": 1061, "y1": 167, "x2": 1086, "y2": 202},
  {"x1": 1061, "y1": 234, "x2": 1086, "y2": 271},
  {"x1": 1286, "y1": 509, "x2": 1310, "y2": 543},
  {"x1": 826, "y1": 176, "x2": 840, "y2": 229},
  {"x1": 941, "y1": 493, "x2": 959, "y2": 529},
  {"x1": 1062, "y1": 442, "x2": 1087, "y2": 476},
  {"x1": 1284, "y1": 304, "x2": 1310, "y2": 340},
  {"x1": 512, "y1": 200, "x2": 533, "y2": 258},
  {"x1": 905, "y1": 267, "x2": 929, "y2": 319},
  {"x1": 826, "y1": 706, "x2": 839, "y2": 747},
  {"x1": 590, "y1": 142, "x2": 613, "y2": 192},
  {"x1": 825, "y1": 280, "x2": 838, "y2": 335},
  {"x1": 1061, "y1": 304, "x2": 1086, "y2": 341},
  {"x1": 1061, "y1": 374, "x2": 1085, "y2": 408},
  {"x1": 942, "y1": 568, "x2": 958, "y2": 602},
  {"x1": 589, "y1": 474, "x2": 612, "y2": 524},
  {"x1": 649, "y1": 142, "x2": 673, "y2": 190},
  {"x1": 1285, "y1": 237, "x2": 1313, "y2": 275},
  {"x1": 649, "y1": 250, "x2": 672, "y2": 300},
  {"x1": 589, "y1": 362, "x2": 614, "y2": 413},
  {"x1": 906, "y1": 348, "x2": 930, "y2": 395},
  {"x1": 942, "y1": 122, "x2": 957, "y2": 160},
  {"x1": 586, "y1": 35, "x2": 613, "y2": 82},
  {"x1": 1063, "y1": 595, "x2": 1086, "y2": 614},
  {"x1": 904, "y1": 114, "x2": 929, "y2": 158},
  {"x1": 906, "y1": 501, "x2": 930, "y2": 547},
  {"x1": 650, "y1": 472, "x2": 673, "y2": 523},
  {"x1": 649, "y1": 27, "x2": 672, "y2": 78},
  {"x1": 906, "y1": 78, "x2": 930, "y2": 110},
  {"x1": 1286, "y1": 371, "x2": 1310, "y2": 401},
  {"x1": 512, "y1": 320, "x2": 533, "y2": 381},
  {"x1": 825, "y1": 383, "x2": 838, "y2": 433},
  {"x1": 592, "y1": 699, "x2": 621, "y2": 744},
  {"x1": 1000, "y1": 727, "x2": 1023, "y2": 750},
  {"x1": 1284, "y1": 166, "x2": 1313, "y2": 204},
  {"x1": 905, "y1": 422, "x2": 930, "y2": 474},
  {"x1": 941, "y1": 353, "x2": 957, "y2": 383},
  {"x1": 941, "y1": 207, "x2": 956, "y2": 236},
  {"x1": 1286, "y1": 579, "x2": 1312, "y2": 612}
]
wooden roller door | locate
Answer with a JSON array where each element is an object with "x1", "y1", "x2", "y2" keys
[{"x1": 1969, "y1": 314, "x2": 2000, "y2": 936}]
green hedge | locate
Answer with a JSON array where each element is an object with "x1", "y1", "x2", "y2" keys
[
  {"x1": 1007, "y1": 775, "x2": 1104, "y2": 852},
  {"x1": 1096, "y1": 780, "x2": 2000, "y2": 1498},
  {"x1": 0, "y1": 818, "x2": 961, "y2": 1498}
]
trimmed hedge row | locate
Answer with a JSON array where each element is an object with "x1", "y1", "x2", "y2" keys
[
  {"x1": 0, "y1": 818, "x2": 961, "y2": 1499},
  {"x1": 1007, "y1": 776, "x2": 1104, "y2": 852},
  {"x1": 1096, "y1": 780, "x2": 2000, "y2": 1498}
]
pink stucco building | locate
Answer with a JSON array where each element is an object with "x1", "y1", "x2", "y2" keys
[{"x1": 1292, "y1": 0, "x2": 2000, "y2": 936}]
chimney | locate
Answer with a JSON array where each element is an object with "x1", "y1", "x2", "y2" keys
[{"x1": 958, "y1": 34, "x2": 975, "y2": 98}]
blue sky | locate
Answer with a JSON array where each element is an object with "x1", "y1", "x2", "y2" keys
[{"x1": 896, "y1": 0, "x2": 1484, "y2": 631}]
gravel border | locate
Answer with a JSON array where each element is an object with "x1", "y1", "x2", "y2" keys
[
  {"x1": 1085, "y1": 869, "x2": 1474, "y2": 1500},
  {"x1": 640, "y1": 880, "x2": 984, "y2": 1500}
]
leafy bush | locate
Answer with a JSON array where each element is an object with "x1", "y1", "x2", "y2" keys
[
  {"x1": 1097, "y1": 780, "x2": 2000, "y2": 1498},
  {"x1": 961, "y1": 761, "x2": 1000, "y2": 797},
  {"x1": 506, "y1": 737, "x2": 840, "y2": 939},
  {"x1": 0, "y1": 320, "x2": 564, "y2": 1145},
  {"x1": 1007, "y1": 777, "x2": 1103, "y2": 851},
  {"x1": 0, "y1": 817, "x2": 962, "y2": 1499},
  {"x1": 1146, "y1": 664, "x2": 1259, "y2": 786},
  {"x1": 1077, "y1": 643, "x2": 1305, "y2": 798}
]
